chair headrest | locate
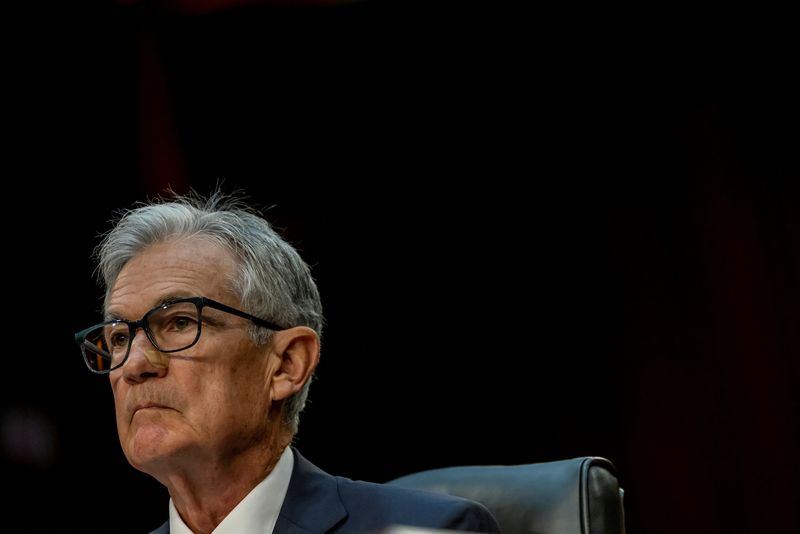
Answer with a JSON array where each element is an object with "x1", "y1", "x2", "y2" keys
[{"x1": 386, "y1": 457, "x2": 625, "y2": 534}]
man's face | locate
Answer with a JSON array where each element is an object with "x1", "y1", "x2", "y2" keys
[{"x1": 107, "y1": 237, "x2": 277, "y2": 479}]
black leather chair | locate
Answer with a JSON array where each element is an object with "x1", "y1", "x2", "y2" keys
[{"x1": 386, "y1": 456, "x2": 625, "y2": 534}]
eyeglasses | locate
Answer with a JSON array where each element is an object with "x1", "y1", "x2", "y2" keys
[{"x1": 75, "y1": 296, "x2": 287, "y2": 374}]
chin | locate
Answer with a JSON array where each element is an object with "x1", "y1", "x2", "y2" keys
[{"x1": 122, "y1": 420, "x2": 184, "y2": 473}]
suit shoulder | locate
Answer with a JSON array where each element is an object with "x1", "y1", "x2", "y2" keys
[
  {"x1": 334, "y1": 476, "x2": 500, "y2": 533},
  {"x1": 147, "y1": 520, "x2": 169, "y2": 534}
]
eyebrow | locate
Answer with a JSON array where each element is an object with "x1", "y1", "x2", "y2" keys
[{"x1": 104, "y1": 292, "x2": 198, "y2": 322}]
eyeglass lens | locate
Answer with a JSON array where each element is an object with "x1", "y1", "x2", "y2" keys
[{"x1": 80, "y1": 301, "x2": 202, "y2": 373}]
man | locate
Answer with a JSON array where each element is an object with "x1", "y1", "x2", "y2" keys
[{"x1": 75, "y1": 191, "x2": 500, "y2": 534}]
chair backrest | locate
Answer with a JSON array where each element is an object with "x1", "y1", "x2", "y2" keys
[{"x1": 386, "y1": 456, "x2": 625, "y2": 534}]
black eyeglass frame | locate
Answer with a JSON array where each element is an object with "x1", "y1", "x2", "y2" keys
[{"x1": 75, "y1": 296, "x2": 287, "y2": 374}]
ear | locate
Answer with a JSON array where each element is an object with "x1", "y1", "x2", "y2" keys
[{"x1": 269, "y1": 326, "x2": 320, "y2": 402}]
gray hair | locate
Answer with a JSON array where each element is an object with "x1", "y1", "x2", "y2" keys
[{"x1": 95, "y1": 190, "x2": 323, "y2": 434}]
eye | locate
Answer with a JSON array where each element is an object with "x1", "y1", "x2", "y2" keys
[
  {"x1": 109, "y1": 331, "x2": 129, "y2": 348},
  {"x1": 172, "y1": 316, "x2": 195, "y2": 331}
]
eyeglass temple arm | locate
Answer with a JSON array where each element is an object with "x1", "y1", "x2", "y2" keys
[
  {"x1": 83, "y1": 339, "x2": 111, "y2": 357},
  {"x1": 202, "y1": 298, "x2": 287, "y2": 331}
]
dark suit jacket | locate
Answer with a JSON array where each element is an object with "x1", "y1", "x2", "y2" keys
[{"x1": 149, "y1": 448, "x2": 500, "y2": 533}]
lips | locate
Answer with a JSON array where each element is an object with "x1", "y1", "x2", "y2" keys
[
  {"x1": 131, "y1": 403, "x2": 172, "y2": 419},
  {"x1": 135, "y1": 403, "x2": 167, "y2": 412},
  {"x1": 125, "y1": 390, "x2": 178, "y2": 422}
]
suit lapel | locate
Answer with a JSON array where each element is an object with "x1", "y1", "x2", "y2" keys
[
  {"x1": 148, "y1": 520, "x2": 169, "y2": 534},
  {"x1": 274, "y1": 448, "x2": 348, "y2": 534}
]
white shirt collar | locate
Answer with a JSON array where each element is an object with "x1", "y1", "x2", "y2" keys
[{"x1": 169, "y1": 446, "x2": 294, "y2": 534}]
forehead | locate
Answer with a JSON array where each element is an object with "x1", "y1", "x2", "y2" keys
[{"x1": 108, "y1": 237, "x2": 238, "y2": 316}]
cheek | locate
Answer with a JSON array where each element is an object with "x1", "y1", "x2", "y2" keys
[
  {"x1": 227, "y1": 343, "x2": 272, "y2": 399},
  {"x1": 216, "y1": 362, "x2": 273, "y2": 427},
  {"x1": 192, "y1": 365, "x2": 267, "y2": 424},
  {"x1": 111, "y1": 379, "x2": 130, "y2": 435},
  {"x1": 221, "y1": 370, "x2": 270, "y2": 414}
]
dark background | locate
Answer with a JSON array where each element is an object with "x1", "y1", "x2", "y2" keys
[{"x1": 3, "y1": 2, "x2": 798, "y2": 533}]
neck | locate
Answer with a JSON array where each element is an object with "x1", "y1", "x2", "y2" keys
[{"x1": 158, "y1": 431, "x2": 292, "y2": 534}]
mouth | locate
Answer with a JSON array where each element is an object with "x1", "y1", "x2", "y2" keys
[{"x1": 131, "y1": 403, "x2": 171, "y2": 417}]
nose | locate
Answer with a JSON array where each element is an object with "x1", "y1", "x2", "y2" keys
[{"x1": 121, "y1": 328, "x2": 168, "y2": 384}]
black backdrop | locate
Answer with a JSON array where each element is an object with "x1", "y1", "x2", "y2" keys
[{"x1": 4, "y1": 3, "x2": 798, "y2": 533}]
